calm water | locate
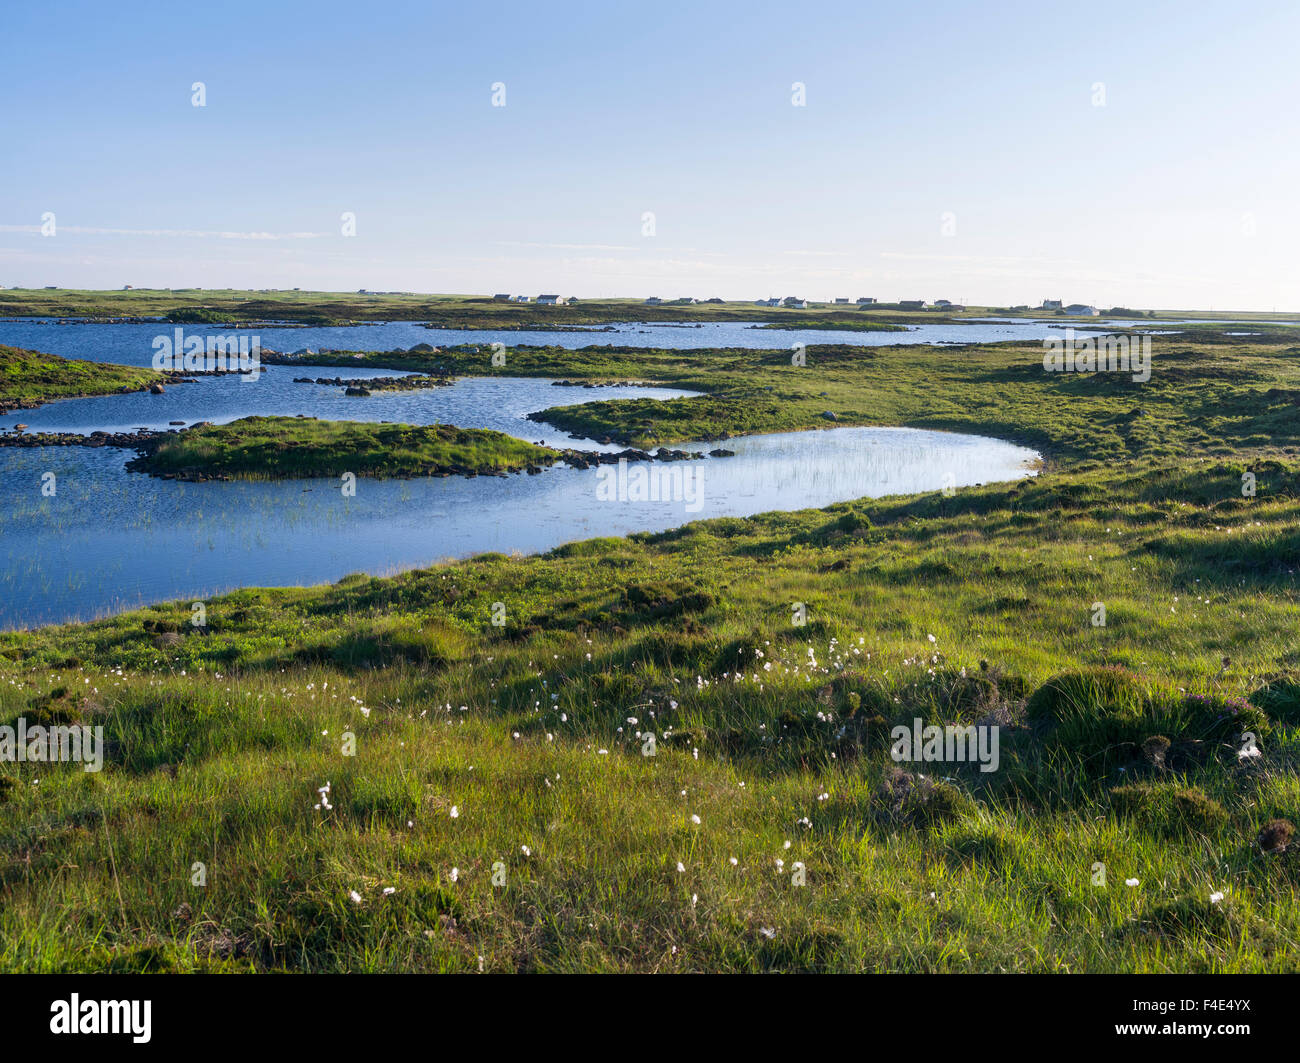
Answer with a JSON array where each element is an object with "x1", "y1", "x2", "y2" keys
[
  {"x1": 0, "y1": 418, "x2": 1037, "y2": 630},
  {"x1": 0, "y1": 321, "x2": 1043, "y2": 629},
  {"x1": 0, "y1": 316, "x2": 1161, "y2": 364}
]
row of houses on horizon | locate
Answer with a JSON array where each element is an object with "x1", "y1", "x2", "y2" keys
[{"x1": 491, "y1": 293, "x2": 578, "y2": 305}]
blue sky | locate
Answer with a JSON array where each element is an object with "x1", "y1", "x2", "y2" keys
[{"x1": 3, "y1": 0, "x2": 1298, "y2": 309}]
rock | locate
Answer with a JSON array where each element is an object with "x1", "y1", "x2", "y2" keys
[
  {"x1": 708, "y1": 448, "x2": 735, "y2": 457},
  {"x1": 821, "y1": 410, "x2": 837, "y2": 421},
  {"x1": 169, "y1": 420, "x2": 186, "y2": 426},
  {"x1": 344, "y1": 386, "x2": 371, "y2": 397},
  {"x1": 149, "y1": 383, "x2": 166, "y2": 394}
]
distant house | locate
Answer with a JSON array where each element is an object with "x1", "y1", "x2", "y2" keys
[
  {"x1": 123, "y1": 284, "x2": 133, "y2": 290},
  {"x1": 856, "y1": 297, "x2": 876, "y2": 305},
  {"x1": 510, "y1": 295, "x2": 531, "y2": 303},
  {"x1": 645, "y1": 297, "x2": 662, "y2": 305},
  {"x1": 764, "y1": 297, "x2": 782, "y2": 307},
  {"x1": 1066, "y1": 304, "x2": 1099, "y2": 316},
  {"x1": 833, "y1": 297, "x2": 849, "y2": 304},
  {"x1": 935, "y1": 299, "x2": 953, "y2": 307},
  {"x1": 1042, "y1": 299, "x2": 1063, "y2": 310},
  {"x1": 493, "y1": 293, "x2": 511, "y2": 301},
  {"x1": 536, "y1": 294, "x2": 565, "y2": 305},
  {"x1": 672, "y1": 297, "x2": 698, "y2": 305},
  {"x1": 898, "y1": 300, "x2": 926, "y2": 310},
  {"x1": 705, "y1": 297, "x2": 723, "y2": 303},
  {"x1": 782, "y1": 296, "x2": 808, "y2": 309}
]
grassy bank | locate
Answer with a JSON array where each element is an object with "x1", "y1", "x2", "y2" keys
[
  {"x1": 0, "y1": 344, "x2": 165, "y2": 414},
  {"x1": 133, "y1": 416, "x2": 559, "y2": 480},
  {"x1": 1, "y1": 331, "x2": 1298, "y2": 972}
]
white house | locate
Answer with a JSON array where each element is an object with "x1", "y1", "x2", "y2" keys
[
  {"x1": 537, "y1": 294, "x2": 565, "y2": 305},
  {"x1": 1042, "y1": 299, "x2": 1063, "y2": 310},
  {"x1": 645, "y1": 297, "x2": 662, "y2": 305}
]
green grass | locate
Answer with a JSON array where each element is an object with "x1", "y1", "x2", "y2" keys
[
  {"x1": 135, "y1": 416, "x2": 559, "y2": 479},
  {"x1": 2, "y1": 327, "x2": 1300, "y2": 972},
  {"x1": 0, "y1": 344, "x2": 164, "y2": 413}
]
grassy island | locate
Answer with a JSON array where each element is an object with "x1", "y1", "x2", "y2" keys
[
  {"x1": 0, "y1": 344, "x2": 167, "y2": 414},
  {"x1": 133, "y1": 416, "x2": 560, "y2": 480}
]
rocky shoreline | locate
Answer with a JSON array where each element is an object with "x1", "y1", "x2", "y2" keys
[
  {"x1": 0, "y1": 427, "x2": 168, "y2": 450},
  {"x1": 549, "y1": 379, "x2": 658, "y2": 389},
  {"x1": 291, "y1": 373, "x2": 454, "y2": 395}
]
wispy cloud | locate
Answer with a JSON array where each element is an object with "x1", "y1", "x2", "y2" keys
[{"x1": 0, "y1": 225, "x2": 330, "y2": 240}]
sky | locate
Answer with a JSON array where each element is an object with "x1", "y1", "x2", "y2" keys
[{"x1": 2, "y1": 0, "x2": 1298, "y2": 310}]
